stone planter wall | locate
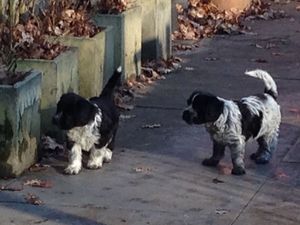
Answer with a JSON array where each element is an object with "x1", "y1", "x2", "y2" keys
[
  {"x1": 103, "y1": 26, "x2": 115, "y2": 86},
  {"x1": 16, "y1": 48, "x2": 79, "y2": 137},
  {"x1": 138, "y1": 0, "x2": 172, "y2": 61},
  {"x1": 50, "y1": 29, "x2": 109, "y2": 98},
  {"x1": 93, "y1": 6, "x2": 142, "y2": 80},
  {"x1": 0, "y1": 71, "x2": 42, "y2": 178}
]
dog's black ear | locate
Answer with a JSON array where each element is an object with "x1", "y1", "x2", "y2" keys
[
  {"x1": 75, "y1": 99, "x2": 97, "y2": 126},
  {"x1": 193, "y1": 94, "x2": 224, "y2": 123},
  {"x1": 204, "y1": 97, "x2": 224, "y2": 122}
]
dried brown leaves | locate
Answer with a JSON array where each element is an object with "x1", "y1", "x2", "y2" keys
[
  {"x1": 0, "y1": 19, "x2": 67, "y2": 61},
  {"x1": 173, "y1": 0, "x2": 243, "y2": 40},
  {"x1": 42, "y1": 0, "x2": 101, "y2": 37},
  {"x1": 24, "y1": 179, "x2": 53, "y2": 188},
  {"x1": 25, "y1": 193, "x2": 43, "y2": 205},
  {"x1": 244, "y1": 0, "x2": 286, "y2": 20},
  {"x1": 116, "y1": 57, "x2": 182, "y2": 111},
  {"x1": 0, "y1": 182, "x2": 23, "y2": 192},
  {"x1": 173, "y1": 0, "x2": 286, "y2": 41},
  {"x1": 97, "y1": 0, "x2": 131, "y2": 14},
  {"x1": 141, "y1": 57, "x2": 182, "y2": 79}
]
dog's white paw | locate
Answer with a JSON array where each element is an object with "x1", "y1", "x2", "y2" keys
[
  {"x1": 64, "y1": 164, "x2": 81, "y2": 175},
  {"x1": 103, "y1": 148, "x2": 113, "y2": 163},
  {"x1": 87, "y1": 158, "x2": 103, "y2": 169}
]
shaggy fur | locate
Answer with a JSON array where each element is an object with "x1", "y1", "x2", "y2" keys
[
  {"x1": 182, "y1": 69, "x2": 281, "y2": 175},
  {"x1": 52, "y1": 67, "x2": 122, "y2": 175}
]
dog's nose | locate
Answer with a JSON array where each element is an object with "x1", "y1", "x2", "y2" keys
[{"x1": 182, "y1": 110, "x2": 191, "y2": 123}]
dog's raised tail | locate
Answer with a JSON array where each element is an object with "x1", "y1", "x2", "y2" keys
[
  {"x1": 100, "y1": 66, "x2": 122, "y2": 98},
  {"x1": 245, "y1": 69, "x2": 278, "y2": 99}
]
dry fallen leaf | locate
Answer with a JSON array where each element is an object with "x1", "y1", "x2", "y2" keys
[
  {"x1": 0, "y1": 182, "x2": 23, "y2": 191},
  {"x1": 251, "y1": 58, "x2": 268, "y2": 63},
  {"x1": 204, "y1": 57, "x2": 218, "y2": 61},
  {"x1": 274, "y1": 168, "x2": 290, "y2": 180},
  {"x1": 25, "y1": 193, "x2": 43, "y2": 205},
  {"x1": 29, "y1": 163, "x2": 51, "y2": 172},
  {"x1": 217, "y1": 163, "x2": 232, "y2": 175},
  {"x1": 120, "y1": 114, "x2": 136, "y2": 120},
  {"x1": 271, "y1": 52, "x2": 283, "y2": 56},
  {"x1": 133, "y1": 166, "x2": 152, "y2": 173},
  {"x1": 289, "y1": 108, "x2": 300, "y2": 114},
  {"x1": 215, "y1": 209, "x2": 229, "y2": 215},
  {"x1": 24, "y1": 179, "x2": 53, "y2": 188},
  {"x1": 185, "y1": 67, "x2": 195, "y2": 71},
  {"x1": 212, "y1": 178, "x2": 224, "y2": 184},
  {"x1": 142, "y1": 124, "x2": 161, "y2": 129}
]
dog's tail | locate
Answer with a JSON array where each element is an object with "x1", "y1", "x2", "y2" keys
[
  {"x1": 100, "y1": 66, "x2": 122, "y2": 98},
  {"x1": 245, "y1": 69, "x2": 278, "y2": 99}
]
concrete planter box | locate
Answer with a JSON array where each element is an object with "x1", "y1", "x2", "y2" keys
[
  {"x1": 0, "y1": 71, "x2": 42, "y2": 178},
  {"x1": 138, "y1": 0, "x2": 172, "y2": 61},
  {"x1": 16, "y1": 48, "x2": 79, "y2": 137},
  {"x1": 93, "y1": 6, "x2": 142, "y2": 79},
  {"x1": 103, "y1": 26, "x2": 115, "y2": 85},
  {"x1": 49, "y1": 28, "x2": 111, "y2": 98}
]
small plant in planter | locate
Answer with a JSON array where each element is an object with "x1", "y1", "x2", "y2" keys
[
  {"x1": 0, "y1": 31, "x2": 42, "y2": 178},
  {"x1": 39, "y1": 0, "x2": 109, "y2": 98}
]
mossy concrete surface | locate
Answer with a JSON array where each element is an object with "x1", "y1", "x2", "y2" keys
[
  {"x1": 51, "y1": 30, "x2": 106, "y2": 98},
  {"x1": 138, "y1": 0, "x2": 172, "y2": 61},
  {"x1": 16, "y1": 48, "x2": 79, "y2": 137},
  {"x1": 93, "y1": 6, "x2": 142, "y2": 79},
  {"x1": 0, "y1": 71, "x2": 41, "y2": 178}
]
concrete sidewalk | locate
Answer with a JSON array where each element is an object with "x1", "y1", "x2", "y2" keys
[{"x1": 1, "y1": 1, "x2": 300, "y2": 225}]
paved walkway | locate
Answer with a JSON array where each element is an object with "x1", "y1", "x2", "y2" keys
[{"x1": 1, "y1": 1, "x2": 300, "y2": 225}]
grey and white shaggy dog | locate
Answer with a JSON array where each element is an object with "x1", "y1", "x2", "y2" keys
[{"x1": 182, "y1": 69, "x2": 281, "y2": 175}]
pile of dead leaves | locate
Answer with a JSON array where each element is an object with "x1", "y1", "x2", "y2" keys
[
  {"x1": 115, "y1": 57, "x2": 182, "y2": 111},
  {"x1": 173, "y1": 0, "x2": 243, "y2": 40},
  {"x1": 242, "y1": 0, "x2": 286, "y2": 20},
  {"x1": 126, "y1": 57, "x2": 181, "y2": 89},
  {"x1": 96, "y1": 0, "x2": 132, "y2": 14},
  {"x1": 173, "y1": 0, "x2": 286, "y2": 41},
  {"x1": 41, "y1": 0, "x2": 101, "y2": 37},
  {"x1": 0, "y1": 20, "x2": 67, "y2": 61}
]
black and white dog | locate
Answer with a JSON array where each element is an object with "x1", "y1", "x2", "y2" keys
[
  {"x1": 182, "y1": 69, "x2": 281, "y2": 175},
  {"x1": 52, "y1": 67, "x2": 122, "y2": 175}
]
